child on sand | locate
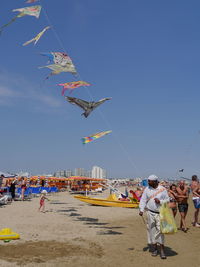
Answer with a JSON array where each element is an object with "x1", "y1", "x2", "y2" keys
[{"x1": 38, "y1": 190, "x2": 49, "y2": 213}]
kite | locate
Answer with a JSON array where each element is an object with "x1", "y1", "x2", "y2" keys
[
  {"x1": 23, "y1": 26, "x2": 50, "y2": 46},
  {"x1": 82, "y1": 131, "x2": 112, "y2": 144},
  {"x1": 65, "y1": 96, "x2": 112, "y2": 118},
  {"x1": 0, "y1": 5, "x2": 42, "y2": 33},
  {"x1": 58, "y1": 81, "x2": 91, "y2": 95},
  {"x1": 40, "y1": 52, "x2": 74, "y2": 67},
  {"x1": 39, "y1": 64, "x2": 77, "y2": 79},
  {"x1": 26, "y1": 0, "x2": 39, "y2": 3}
]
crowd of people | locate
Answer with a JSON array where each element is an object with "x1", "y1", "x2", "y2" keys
[{"x1": 138, "y1": 174, "x2": 200, "y2": 260}]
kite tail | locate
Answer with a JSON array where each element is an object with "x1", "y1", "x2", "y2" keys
[{"x1": 81, "y1": 138, "x2": 86, "y2": 144}]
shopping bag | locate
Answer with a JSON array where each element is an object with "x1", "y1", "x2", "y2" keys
[{"x1": 160, "y1": 203, "x2": 177, "y2": 234}]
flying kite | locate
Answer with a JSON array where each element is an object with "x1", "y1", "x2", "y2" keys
[
  {"x1": 58, "y1": 81, "x2": 91, "y2": 95},
  {"x1": 23, "y1": 26, "x2": 50, "y2": 46},
  {"x1": 65, "y1": 96, "x2": 112, "y2": 118},
  {"x1": 39, "y1": 64, "x2": 77, "y2": 79},
  {"x1": 26, "y1": 0, "x2": 39, "y2": 3},
  {"x1": 40, "y1": 52, "x2": 74, "y2": 67},
  {"x1": 0, "y1": 5, "x2": 42, "y2": 34},
  {"x1": 82, "y1": 131, "x2": 112, "y2": 144}
]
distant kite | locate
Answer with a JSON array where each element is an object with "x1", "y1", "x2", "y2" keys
[
  {"x1": 65, "y1": 96, "x2": 112, "y2": 118},
  {"x1": 179, "y1": 169, "x2": 184, "y2": 172},
  {"x1": 58, "y1": 81, "x2": 91, "y2": 95},
  {"x1": 39, "y1": 64, "x2": 77, "y2": 79},
  {"x1": 40, "y1": 52, "x2": 74, "y2": 67},
  {"x1": 26, "y1": 0, "x2": 39, "y2": 3},
  {"x1": 82, "y1": 131, "x2": 112, "y2": 144},
  {"x1": 23, "y1": 26, "x2": 50, "y2": 46},
  {"x1": 0, "y1": 5, "x2": 42, "y2": 33}
]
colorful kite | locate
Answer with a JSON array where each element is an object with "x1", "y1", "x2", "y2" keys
[
  {"x1": 0, "y1": 5, "x2": 42, "y2": 33},
  {"x1": 26, "y1": 0, "x2": 39, "y2": 3},
  {"x1": 82, "y1": 131, "x2": 112, "y2": 144},
  {"x1": 39, "y1": 64, "x2": 77, "y2": 79},
  {"x1": 40, "y1": 52, "x2": 74, "y2": 67},
  {"x1": 23, "y1": 26, "x2": 50, "y2": 46},
  {"x1": 58, "y1": 81, "x2": 91, "y2": 95},
  {"x1": 65, "y1": 96, "x2": 112, "y2": 118}
]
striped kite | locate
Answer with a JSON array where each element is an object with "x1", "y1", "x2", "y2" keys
[
  {"x1": 82, "y1": 131, "x2": 112, "y2": 144},
  {"x1": 65, "y1": 96, "x2": 111, "y2": 118},
  {"x1": 58, "y1": 81, "x2": 91, "y2": 95},
  {"x1": 23, "y1": 26, "x2": 50, "y2": 46},
  {"x1": 0, "y1": 6, "x2": 42, "y2": 34}
]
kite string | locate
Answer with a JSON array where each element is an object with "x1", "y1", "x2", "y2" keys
[{"x1": 39, "y1": 1, "x2": 140, "y2": 176}]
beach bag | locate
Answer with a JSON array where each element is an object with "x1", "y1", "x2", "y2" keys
[{"x1": 160, "y1": 203, "x2": 177, "y2": 234}]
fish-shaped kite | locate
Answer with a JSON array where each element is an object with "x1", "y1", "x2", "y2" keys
[
  {"x1": 39, "y1": 64, "x2": 77, "y2": 79},
  {"x1": 23, "y1": 26, "x2": 50, "y2": 46},
  {"x1": 65, "y1": 96, "x2": 111, "y2": 118},
  {"x1": 82, "y1": 131, "x2": 112, "y2": 144},
  {"x1": 0, "y1": 5, "x2": 42, "y2": 34},
  {"x1": 58, "y1": 81, "x2": 91, "y2": 95},
  {"x1": 40, "y1": 52, "x2": 74, "y2": 67}
]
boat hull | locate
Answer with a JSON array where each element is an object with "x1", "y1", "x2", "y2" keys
[{"x1": 74, "y1": 195, "x2": 139, "y2": 208}]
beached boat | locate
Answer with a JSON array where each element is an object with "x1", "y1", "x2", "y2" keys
[{"x1": 74, "y1": 193, "x2": 139, "y2": 208}]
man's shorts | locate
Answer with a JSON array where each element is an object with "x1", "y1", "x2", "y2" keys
[
  {"x1": 178, "y1": 203, "x2": 188, "y2": 213},
  {"x1": 193, "y1": 198, "x2": 200, "y2": 209}
]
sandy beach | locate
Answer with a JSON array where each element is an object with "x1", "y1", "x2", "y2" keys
[{"x1": 0, "y1": 189, "x2": 199, "y2": 267}]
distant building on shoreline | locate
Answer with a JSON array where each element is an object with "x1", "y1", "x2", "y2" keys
[{"x1": 91, "y1": 166, "x2": 107, "y2": 179}]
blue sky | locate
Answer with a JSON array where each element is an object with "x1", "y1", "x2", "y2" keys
[{"x1": 1, "y1": 0, "x2": 200, "y2": 179}]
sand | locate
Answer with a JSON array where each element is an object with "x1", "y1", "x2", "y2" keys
[{"x1": 0, "y1": 188, "x2": 199, "y2": 267}]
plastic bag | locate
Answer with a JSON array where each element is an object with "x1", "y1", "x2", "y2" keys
[{"x1": 160, "y1": 203, "x2": 177, "y2": 234}]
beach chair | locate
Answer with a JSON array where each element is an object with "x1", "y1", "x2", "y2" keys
[{"x1": 0, "y1": 195, "x2": 9, "y2": 205}]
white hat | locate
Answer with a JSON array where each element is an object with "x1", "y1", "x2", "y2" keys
[
  {"x1": 148, "y1": 174, "x2": 158, "y2": 181},
  {"x1": 41, "y1": 190, "x2": 47, "y2": 194}
]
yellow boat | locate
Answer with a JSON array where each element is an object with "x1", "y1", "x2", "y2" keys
[
  {"x1": 74, "y1": 193, "x2": 139, "y2": 208},
  {"x1": 0, "y1": 228, "x2": 20, "y2": 240}
]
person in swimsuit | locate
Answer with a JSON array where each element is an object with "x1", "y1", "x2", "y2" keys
[
  {"x1": 176, "y1": 180, "x2": 189, "y2": 232},
  {"x1": 168, "y1": 184, "x2": 178, "y2": 217},
  {"x1": 38, "y1": 190, "x2": 49, "y2": 212},
  {"x1": 191, "y1": 175, "x2": 200, "y2": 227},
  {"x1": 21, "y1": 177, "x2": 27, "y2": 201}
]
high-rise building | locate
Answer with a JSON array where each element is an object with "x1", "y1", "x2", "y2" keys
[
  {"x1": 91, "y1": 166, "x2": 107, "y2": 179},
  {"x1": 74, "y1": 168, "x2": 85, "y2": 176},
  {"x1": 65, "y1": 169, "x2": 73, "y2": 177}
]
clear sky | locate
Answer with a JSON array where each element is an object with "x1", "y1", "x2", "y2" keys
[{"x1": 1, "y1": 0, "x2": 200, "y2": 179}]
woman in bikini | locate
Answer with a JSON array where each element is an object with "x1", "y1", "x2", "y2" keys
[{"x1": 168, "y1": 184, "x2": 178, "y2": 217}]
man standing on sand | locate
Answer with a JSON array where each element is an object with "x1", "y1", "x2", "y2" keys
[
  {"x1": 139, "y1": 175, "x2": 169, "y2": 259},
  {"x1": 191, "y1": 175, "x2": 200, "y2": 227},
  {"x1": 176, "y1": 180, "x2": 189, "y2": 232}
]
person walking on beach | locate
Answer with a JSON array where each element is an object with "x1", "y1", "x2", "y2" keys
[
  {"x1": 9, "y1": 178, "x2": 17, "y2": 201},
  {"x1": 21, "y1": 177, "x2": 27, "y2": 201},
  {"x1": 168, "y1": 184, "x2": 178, "y2": 217},
  {"x1": 139, "y1": 175, "x2": 169, "y2": 259},
  {"x1": 191, "y1": 175, "x2": 200, "y2": 227},
  {"x1": 38, "y1": 190, "x2": 49, "y2": 213},
  {"x1": 176, "y1": 180, "x2": 189, "y2": 232}
]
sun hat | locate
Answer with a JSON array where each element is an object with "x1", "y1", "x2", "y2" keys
[{"x1": 148, "y1": 174, "x2": 158, "y2": 181}]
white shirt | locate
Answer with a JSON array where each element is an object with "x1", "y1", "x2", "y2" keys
[{"x1": 139, "y1": 185, "x2": 169, "y2": 212}]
